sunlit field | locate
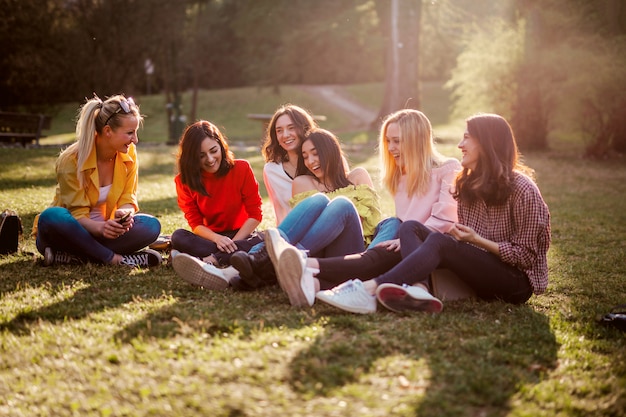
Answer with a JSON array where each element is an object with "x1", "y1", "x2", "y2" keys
[{"x1": 0, "y1": 84, "x2": 624, "y2": 417}]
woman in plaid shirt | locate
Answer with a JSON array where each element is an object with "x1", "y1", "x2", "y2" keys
[{"x1": 315, "y1": 113, "x2": 551, "y2": 314}]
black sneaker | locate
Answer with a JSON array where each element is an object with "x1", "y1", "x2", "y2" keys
[
  {"x1": 230, "y1": 251, "x2": 255, "y2": 279},
  {"x1": 43, "y1": 247, "x2": 83, "y2": 266},
  {"x1": 120, "y1": 248, "x2": 162, "y2": 268},
  {"x1": 230, "y1": 249, "x2": 277, "y2": 288}
]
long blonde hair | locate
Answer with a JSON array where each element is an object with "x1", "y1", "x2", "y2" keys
[
  {"x1": 380, "y1": 109, "x2": 447, "y2": 197},
  {"x1": 58, "y1": 94, "x2": 142, "y2": 188}
]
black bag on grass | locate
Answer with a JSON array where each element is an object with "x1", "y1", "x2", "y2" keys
[
  {"x1": 598, "y1": 304, "x2": 626, "y2": 332},
  {"x1": 0, "y1": 209, "x2": 23, "y2": 255}
]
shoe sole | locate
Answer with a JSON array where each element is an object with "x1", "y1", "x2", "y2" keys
[
  {"x1": 172, "y1": 254, "x2": 229, "y2": 290},
  {"x1": 315, "y1": 291, "x2": 375, "y2": 314},
  {"x1": 377, "y1": 286, "x2": 443, "y2": 313},
  {"x1": 277, "y1": 247, "x2": 309, "y2": 307},
  {"x1": 264, "y1": 228, "x2": 284, "y2": 272}
]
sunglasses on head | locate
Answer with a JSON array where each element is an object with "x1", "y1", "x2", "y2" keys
[{"x1": 104, "y1": 97, "x2": 135, "y2": 126}]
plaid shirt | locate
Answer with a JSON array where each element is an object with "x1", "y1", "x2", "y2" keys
[{"x1": 458, "y1": 173, "x2": 551, "y2": 294}]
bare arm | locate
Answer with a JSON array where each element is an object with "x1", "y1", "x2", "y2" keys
[
  {"x1": 292, "y1": 175, "x2": 319, "y2": 196},
  {"x1": 347, "y1": 167, "x2": 374, "y2": 187}
]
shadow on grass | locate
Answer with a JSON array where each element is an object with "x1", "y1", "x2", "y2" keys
[
  {"x1": 112, "y1": 280, "x2": 312, "y2": 343},
  {"x1": 288, "y1": 302, "x2": 558, "y2": 416},
  {"x1": 0, "y1": 260, "x2": 182, "y2": 335}
]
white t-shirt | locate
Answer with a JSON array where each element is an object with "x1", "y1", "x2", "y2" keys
[
  {"x1": 90, "y1": 184, "x2": 112, "y2": 221},
  {"x1": 263, "y1": 162, "x2": 293, "y2": 225}
]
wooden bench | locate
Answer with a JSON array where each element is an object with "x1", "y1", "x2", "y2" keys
[
  {"x1": 0, "y1": 111, "x2": 52, "y2": 147},
  {"x1": 247, "y1": 113, "x2": 327, "y2": 135}
]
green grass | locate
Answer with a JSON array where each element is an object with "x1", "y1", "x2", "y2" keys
[{"x1": 1, "y1": 84, "x2": 625, "y2": 417}]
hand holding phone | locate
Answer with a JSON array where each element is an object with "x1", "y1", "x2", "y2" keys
[{"x1": 117, "y1": 211, "x2": 131, "y2": 224}]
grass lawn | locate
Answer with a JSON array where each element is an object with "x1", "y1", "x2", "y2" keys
[{"x1": 0, "y1": 84, "x2": 625, "y2": 417}]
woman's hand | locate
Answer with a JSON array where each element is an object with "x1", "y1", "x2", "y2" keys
[
  {"x1": 449, "y1": 223, "x2": 501, "y2": 257},
  {"x1": 102, "y1": 218, "x2": 128, "y2": 239},
  {"x1": 448, "y1": 223, "x2": 477, "y2": 243},
  {"x1": 376, "y1": 238, "x2": 401, "y2": 252},
  {"x1": 215, "y1": 235, "x2": 237, "y2": 253},
  {"x1": 114, "y1": 209, "x2": 134, "y2": 228}
]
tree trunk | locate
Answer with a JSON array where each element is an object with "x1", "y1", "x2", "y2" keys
[
  {"x1": 511, "y1": 0, "x2": 549, "y2": 150},
  {"x1": 374, "y1": 0, "x2": 422, "y2": 129}
]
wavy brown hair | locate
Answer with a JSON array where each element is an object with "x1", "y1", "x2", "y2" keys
[
  {"x1": 453, "y1": 113, "x2": 533, "y2": 205},
  {"x1": 261, "y1": 104, "x2": 318, "y2": 164},
  {"x1": 177, "y1": 120, "x2": 235, "y2": 196}
]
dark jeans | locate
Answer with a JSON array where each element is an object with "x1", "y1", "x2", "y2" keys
[
  {"x1": 36, "y1": 206, "x2": 161, "y2": 264},
  {"x1": 171, "y1": 228, "x2": 262, "y2": 266},
  {"x1": 316, "y1": 247, "x2": 401, "y2": 290},
  {"x1": 374, "y1": 220, "x2": 533, "y2": 304}
]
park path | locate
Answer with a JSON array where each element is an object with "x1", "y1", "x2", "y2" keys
[{"x1": 298, "y1": 85, "x2": 379, "y2": 131}]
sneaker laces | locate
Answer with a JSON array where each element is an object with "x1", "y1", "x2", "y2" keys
[
  {"x1": 54, "y1": 251, "x2": 80, "y2": 264},
  {"x1": 331, "y1": 279, "x2": 362, "y2": 296},
  {"x1": 120, "y1": 252, "x2": 150, "y2": 268}
]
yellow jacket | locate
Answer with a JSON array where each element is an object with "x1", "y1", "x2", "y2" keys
[{"x1": 32, "y1": 144, "x2": 139, "y2": 237}]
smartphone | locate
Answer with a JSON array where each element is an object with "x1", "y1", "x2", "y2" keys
[{"x1": 117, "y1": 212, "x2": 131, "y2": 224}]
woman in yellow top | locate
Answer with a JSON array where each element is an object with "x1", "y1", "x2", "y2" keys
[{"x1": 33, "y1": 95, "x2": 162, "y2": 268}]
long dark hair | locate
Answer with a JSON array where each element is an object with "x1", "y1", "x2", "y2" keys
[
  {"x1": 454, "y1": 113, "x2": 533, "y2": 205},
  {"x1": 298, "y1": 128, "x2": 351, "y2": 191},
  {"x1": 262, "y1": 104, "x2": 317, "y2": 164},
  {"x1": 177, "y1": 120, "x2": 235, "y2": 195}
]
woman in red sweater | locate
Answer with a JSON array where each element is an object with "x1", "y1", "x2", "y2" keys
[{"x1": 171, "y1": 120, "x2": 263, "y2": 288}]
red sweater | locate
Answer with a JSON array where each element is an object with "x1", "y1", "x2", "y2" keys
[{"x1": 175, "y1": 160, "x2": 262, "y2": 233}]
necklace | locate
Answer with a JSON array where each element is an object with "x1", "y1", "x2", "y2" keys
[
  {"x1": 284, "y1": 159, "x2": 297, "y2": 173},
  {"x1": 98, "y1": 154, "x2": 116, "y2": 162}
]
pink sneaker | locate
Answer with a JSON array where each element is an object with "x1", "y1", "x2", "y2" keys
[{"x1": 376, "y1": 283, "x2": 443, "y2": 313}]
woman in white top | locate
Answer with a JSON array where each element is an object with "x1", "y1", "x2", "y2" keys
[{"x1": 262, "y1": 104, "x2": 318, "y2": 224}]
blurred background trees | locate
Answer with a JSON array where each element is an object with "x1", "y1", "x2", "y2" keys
[{"x1": 1, "y1": 0, "x2": 624, "y2": 157}]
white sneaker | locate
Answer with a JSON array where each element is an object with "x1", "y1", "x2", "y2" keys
[
  {"x1": 172, "y1": 253, "x2": 229, "y2": 290},
  {"x1": 315, "y1": 279, "x2": 377, "y2": 314},
  {"x1": 376, "y1": 283, "x2": 443, "y2": 313},
  {"x1": 277, "y1": 245, "x2": 318, "y2": 307},
  {"x1": 220, "y1": 266, "x2": 241, "y2": 283},
  {"x1": 265, "y1": 227, "x2": 290, "y2": 272}
]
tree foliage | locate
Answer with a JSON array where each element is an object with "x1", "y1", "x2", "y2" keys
[
  {"x1": 0, "y1": 0, "x2": 385, "y2": 109},
  {"x1": 445, "y1": 0, "x2": 626, "y2": 154},
  {"x1": 445, "y1": 19, "x2": 523, "y2": 122},
  {"x1": 2, "y1": 0, "x2": 624, "y2": 158}
]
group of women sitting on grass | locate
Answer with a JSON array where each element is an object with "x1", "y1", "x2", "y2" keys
[{"x1": 34, "y1": 97, "x2": 551, "y2": 314}]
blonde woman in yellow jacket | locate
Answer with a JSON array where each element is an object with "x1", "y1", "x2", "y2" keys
[{"x1": 33, "y1": 94, "x2": 161, "y2": 268}]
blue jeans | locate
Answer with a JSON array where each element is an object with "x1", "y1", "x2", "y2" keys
[
  {"x1": 373, "y1": 220, "x2": 533, "y2": 304},
  {"x1": 367, "y1": 217, "x2": 402, "y2": 248},
  {"x1": 36, "y1": 206, "x2": 161, "y2": 264},
  {"x1": 250, "y1": 193, "x2": 365, "y2": 258}
]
